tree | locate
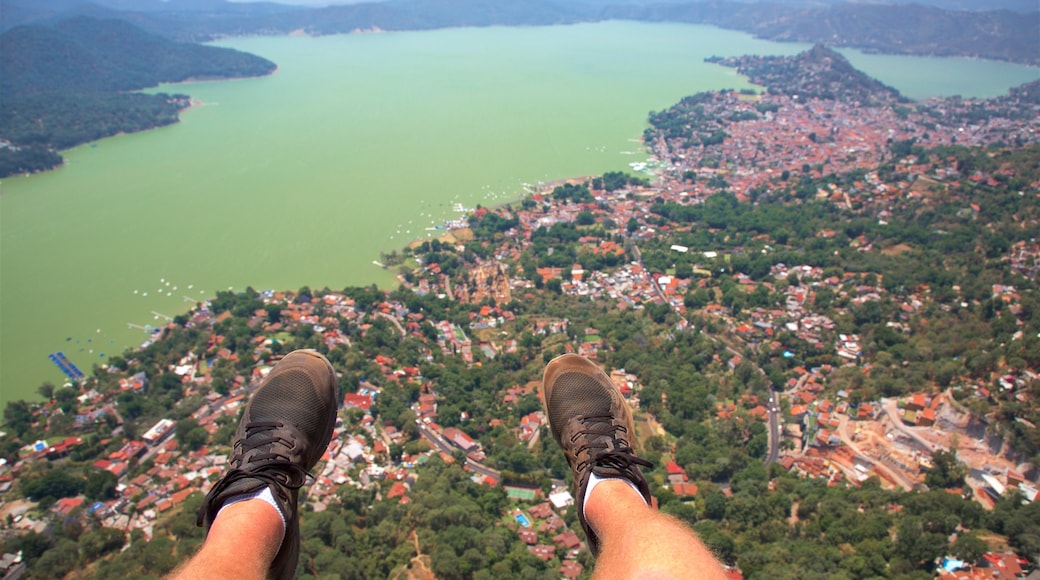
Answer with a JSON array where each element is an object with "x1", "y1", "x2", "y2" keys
[
  {"x1": 80, "y1": 527, "x2": 127, "y2": 560},
  {"x1": 32, "y1": 539, "x2": 80, "y2": 579},
  {"x1": 175, "y1": 418, "x2": 208, "y2": 451},
  {"x1": 85, "y1": 469, "x2": 119, "y2": 501},
  {"x1": 2, "y1": 531, "x2": 52, "y2": 562},
  {"x1": 950, "y1": 532, "x2": 987, "y2": 563},
  {"x1": 20, "y1": 468, "x2": 85, "y2": 505},
  {"x1": 924, "y1": 450, "x2": 967, "y2": 489},
  {"x1": 37, "y1": 382, "x2": 56, "y2": 400},
  {"x1": 4, "y1": 400, "x2": 35, "y2": 437},
  {"x1": 703, "y1": 492, "x2": 727, "y2": 520}
]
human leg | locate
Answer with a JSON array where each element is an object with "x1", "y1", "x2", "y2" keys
[
  {"x1": 170, "y1": 349, "x2": 339, "y2": 580},
  {"x1": 542, "y1": 354, "x2": 728, "y2": 580},
  {"x1": 584, "y1": 480, "x2": 728, "y2": 580},
  {"x1": 169, "y1": 498, "x2": 284, "y2": 579}
]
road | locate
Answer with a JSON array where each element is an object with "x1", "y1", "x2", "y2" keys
[
  {"x1": 375, "y1": 311, "x2": 406, "y2": 336},
  {"x1": 767, "y1": 390, "x2": 781, "y2": 464},
  {"x1": 417, "y1": 422, "x2": 503, "y2": 481},
  {"x1": 880, "y1": 398, "x2": 941, "y2": 454}
]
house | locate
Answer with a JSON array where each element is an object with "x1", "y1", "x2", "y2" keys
[
  {"x1": 560, "y1": 560, "x2": 584, "y2": 579},
  {"x1": 554, "y1": 530, "x2": 582, "y2": 550},
  {"x1": 52, "y1": 497, "x2": 84, "y2": 516},
  {"x1": 917, "y1": 408, "x2": 936, "y2": 427},
  {"x1": 343, "y1": 393, "x2": 373, "y2": 411},
  {"x1": 672, "y1": 483, "x2": 699, "y2": 497},
  {"x1": 529, "y1": 544, "x2": 555, "y2": 561},
  {"x1": 442, "y1": 427, "x2": 478, "y2": 452},
  {"x1": 907, "y1": 393, "x2": 927, "y2": 411},
  {"x1": 387, "y1": 482, "x2": 408, "y2": 501},
  {"x1": 529, "y1": 502, "x2": 554, "y2": 520},
  {"x1": 665, "y1": 461, "x2": 689, "y2": 485}
]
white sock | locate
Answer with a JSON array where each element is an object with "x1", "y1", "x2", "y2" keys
[
  {"x1": 582, "y1": 472, "x2": 648, "y2": 517},
  {"x1": 216, "y1": 486, "x2": 286, "y2": 547}
]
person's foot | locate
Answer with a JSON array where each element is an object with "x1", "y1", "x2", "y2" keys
[
  {"x1": 542, "y1": 353, "x2": 652, "y2": 555},
  {"x1": 197, "y1": 349, "x2": 339, "y2": 579}
]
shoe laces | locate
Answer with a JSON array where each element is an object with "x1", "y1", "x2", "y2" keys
[
  {"x1": 217, "y1": 421, "x2": 312, "y2": 494},
  {"x1": 570, "y1": 413, "x2": 653, "y2": 474},
  {"x1": 232, "y1": 421, "x2": 306, "y2": 467}
]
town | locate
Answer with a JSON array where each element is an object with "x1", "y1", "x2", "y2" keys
[{"x1": 1, "y1": 46, "x2": 1038, "y2": 579}]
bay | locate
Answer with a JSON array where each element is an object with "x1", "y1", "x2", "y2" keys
[{"x1": 0, "y1": 21, "x2": 1036, "y2": 404}]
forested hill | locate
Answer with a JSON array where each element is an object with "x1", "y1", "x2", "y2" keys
[
  {"x1": 0, "y1": 16, "x2": 276, "y2": 178},
  {"x1": 707, "y1": 44, "x2": 909, "y2": 105},
  {"x1": 1, "y1": 16, "x2": 275, "y2": 95}
]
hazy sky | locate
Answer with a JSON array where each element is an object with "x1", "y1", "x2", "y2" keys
[{"x1": 227, "y1": 0, "x2": 379, "y2": 4}]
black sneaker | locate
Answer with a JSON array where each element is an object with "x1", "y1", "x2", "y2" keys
[
  {"x1": 197, "y1": 349, "x2": 339, "y2": 579},
  {"x1": 542, "y1": 353, "x2": 653, "y2": 556}
]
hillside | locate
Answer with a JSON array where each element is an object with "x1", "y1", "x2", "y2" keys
[
  {"x1": 0, "y1": 16, "x2": 276, "y2": 177},
  {"x1": 707, "y1": 44, "x2": 909, "y2": 105}
]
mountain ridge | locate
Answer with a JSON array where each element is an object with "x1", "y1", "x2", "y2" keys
[{"x1": 3, "y1": 0, "x2": 1038, "y2": 65}]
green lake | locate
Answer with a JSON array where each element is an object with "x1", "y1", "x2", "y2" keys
[{"x1": 1, "y1": 21, "x2": 1037, "y2": 405}]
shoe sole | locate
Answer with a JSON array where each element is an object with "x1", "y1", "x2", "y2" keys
[
  {"x1": 542, "y1": 353, "x2": 634, "y2": 445},
  {"x1": 289, "y1": 349, "x2": 339, "y2": 465},
  {"x1": 251, "y1": 349, "x2": 339, "y2": 468},
  {"x1": 293, "y1": 349, "x2": 339, "y2": 451}
]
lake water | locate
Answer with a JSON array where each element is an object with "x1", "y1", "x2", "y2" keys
[{"x1": 1, "y1": 22, "x2": 1036, "y2": 404}]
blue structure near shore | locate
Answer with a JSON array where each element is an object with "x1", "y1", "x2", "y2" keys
[{"x1": 49, "y1": 351, "x2": 84, "y2": 380}]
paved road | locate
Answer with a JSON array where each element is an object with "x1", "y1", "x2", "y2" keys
[
  {"x1": 417, "y1": 421, "x2": 503, "y2": 481},
  {"x1": 880, "y1": 398, "x2": 940, "y2": 454},
  {"x1": 375, "y1": 311, "x2": 406, "y2": 336},
  {"x1": 767, "y1": 390, "x2": 781, "y2": 465}
]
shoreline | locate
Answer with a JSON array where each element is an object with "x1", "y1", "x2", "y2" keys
[
  {"x1": 158, "y1": 65, "x2": 280, "y2": 88},
  {"x1": 0, "y1": 67, "x2": 280, "y2": 180}
]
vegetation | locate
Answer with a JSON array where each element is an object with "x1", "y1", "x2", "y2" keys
[{"x1": 0, "y1": 16, "x2": 276, "y2": 177}]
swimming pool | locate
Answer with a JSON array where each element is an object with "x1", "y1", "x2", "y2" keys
[{"x1": 515, "y1": 513, "x2": 531, "y2": 527}]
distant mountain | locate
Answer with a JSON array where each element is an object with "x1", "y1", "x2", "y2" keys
[
  {"x1": 707, "y1": 44, "x2": 910, "y2": 105},
  {"x1": 3, "y1": 0, "x2": 1036, "y2": 65},
  {"x1": 602, "y1": 2, "x2": 1039, "y2": 65},
  {"x1": 0, "y1": 16, "x2": 276, "y2": 177}
]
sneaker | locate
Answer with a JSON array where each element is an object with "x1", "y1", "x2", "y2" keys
[
  {"x1": 197, "y1": 349, "x2": 339, "y2": 580},
  {"x1": 542, "y1": 353, "x2": 653, "y2": 556}
]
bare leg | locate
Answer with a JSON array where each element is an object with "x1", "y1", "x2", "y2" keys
[
  {"x1": 187, "y1": 349, "x2": 339, "y2": 579},
  {"x1": 586, "y1": 481, "x2": 729, "y2": 580},
  {"x1": 542, "y1": 354, "x2": 729, "y2": 579},
  {"x1": 169, "y1": 499, "x2": 283, "y2": 580}
]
